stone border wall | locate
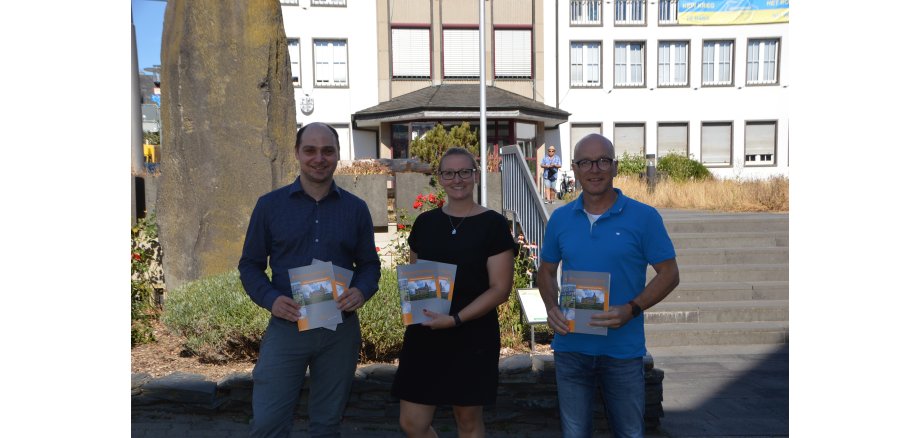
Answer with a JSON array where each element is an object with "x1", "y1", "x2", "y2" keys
[{"x1": 133, "y1": 354, "x2": 664, "y2": 433}]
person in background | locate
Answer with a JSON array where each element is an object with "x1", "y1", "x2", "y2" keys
[
  {"x1": 540, "y1": 145, "x2": 562, "y2": 204},
  {"x1": 239, "y1": 122, "x2": 382, "y2": 437},
  {"x1": 392, "y1": 147, "x2": 517, "y2": 438},
  {"x1": 537, "y1": 133, "x2": 680, "y2": 438}
]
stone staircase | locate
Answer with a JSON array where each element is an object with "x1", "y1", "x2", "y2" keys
[{"x1": 644, "y1": 210, "x2": 789, "y2": 349}]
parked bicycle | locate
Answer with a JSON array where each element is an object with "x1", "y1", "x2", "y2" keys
[{"x1": 557, "y1": 170, "x2": 576, "y2": 199}]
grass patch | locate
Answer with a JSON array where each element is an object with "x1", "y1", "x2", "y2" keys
[{"x1": 614, "y1": 175, "x2": 788, "y2": 212}]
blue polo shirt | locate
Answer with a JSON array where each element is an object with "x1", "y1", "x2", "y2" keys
[
  {"x1": 238, "y1": 178, "x2": 381, "y2": 312},
  {"x1": 541, "y1": 188, "x2": 675, "y2": 359}
]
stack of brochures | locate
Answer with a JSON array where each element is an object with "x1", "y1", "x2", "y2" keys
[
  {"x1": 288, "y1": 260, "x2": 353, "y2": 331},
  {"x1": 396, "y1": 260, "x2": 457, "y2": 325},
  {"x1": 559, "y1": 270, "x2": 611, "y2": 336}
]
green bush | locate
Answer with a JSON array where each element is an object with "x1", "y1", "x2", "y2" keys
[
  {"x1": 131, "y1": 214, "x2": 164, "y2": 346},
  {"x1": 357, "y1": 268, "x2": 405, "y2": 362},
  {"x1": 162, "y1": 270, "x2": 268, "y2": 363},
  {"x1": 409, "y1": 122, "x2": 479, "y2": 173},
  {"x1": 131, "y1": 280, "x2": 157, "y2": 346},
  {"x1": 617, "y1": 151, "x2": 647, "y2": 176},
  {"x1": 657, "y1": 153, "x2": 711, "y2": 182}
]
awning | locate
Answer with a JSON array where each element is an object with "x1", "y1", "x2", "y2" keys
[{"x1": 352, "y1": 84, "x2": 570, "y2": 129}]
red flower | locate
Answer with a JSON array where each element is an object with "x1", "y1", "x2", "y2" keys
[
  {"x1": 397, "y1": 224, "x2": 406, "y2": 230},
  {"x1": 437, "y1": 199, "x2": 445, "y2": 207},
  {"x1": 428, "y1": 193, "x2": 436, "y2": 203},
  {"x1": 375, "y1": 246, "x2": 381, "y2": 252},
  {"x1": 416, "y1": 194, "x2": 424, "y2": 201},
  {"x1": 132, "y1": 253, "x2": 141, "y2": 261},
  {"x1": 413, "y1": 201, "x2": 423, "y2": 209}
]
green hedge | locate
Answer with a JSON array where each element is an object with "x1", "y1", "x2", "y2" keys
[
  {"x1": 617, "y1": 151, "x2": 647, "y2": 176},
  {"x1": 657, "y1": 153, "x2": 712, "y2": 182},
  {"x1": 161, "y1": 266, "x2": 535, "y2": 363},
  {"x1": 162, "y1": 270, "x2": 268, "y2": 363}
]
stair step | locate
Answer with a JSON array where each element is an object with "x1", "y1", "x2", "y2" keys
[
  {"x1": 674, "y1": 247, "x2": 788, "y2": 265},
  {"x1": 645, "y1": 300, "x2": 788, "y2": 324},
  {"x1": 668, "y1": 232, "x2": 788, "y2": 249},
  {"x1": 662, "y1": 281, "x2": 788, "y2": 301},
  {"x1": 664, "y1": 216, "x2": 788, "y2": 234},
  {"x1": 647, "y1": 263, "x2": 788, "y2": 282},
  {"x1": 645, "y1": 321, "x2": 788, "y2": 347}
]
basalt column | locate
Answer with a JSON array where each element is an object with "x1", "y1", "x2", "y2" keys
[{"x1": 157, "y1": 0, "x2": 297, "y2": 291}]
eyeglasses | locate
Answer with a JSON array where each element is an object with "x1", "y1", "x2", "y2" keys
[
  {"x1": 438, "y1": 168, "x2": 476, "y2": 180},
  {"x1": 573, "y1": 157, "x2": 614, "y2": 171}
]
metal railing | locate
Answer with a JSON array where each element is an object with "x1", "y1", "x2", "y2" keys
[{"x1": 500, "y1": 145, "x2": 548, "y2": 269}]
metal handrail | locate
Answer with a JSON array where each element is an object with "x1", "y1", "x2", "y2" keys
[{"x1": 500, "y1": 145, "x2": 548, "y2": 269}]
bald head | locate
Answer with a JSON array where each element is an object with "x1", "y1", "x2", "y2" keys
[{"x1": 573, "y1": 133, "x2": 614, "y2": 160}]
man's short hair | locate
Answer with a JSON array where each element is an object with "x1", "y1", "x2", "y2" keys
[{"x1": 295, "y1": 122, "x2": 340, "y2": 150}]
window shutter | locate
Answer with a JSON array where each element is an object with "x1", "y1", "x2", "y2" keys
[
  {"x1": 745, "y1": 122, "x2": 775, "y2": 156},
  {"x1": 332, "y1": 41, "x2": 347, "y2": 85},
  {"x1": 443, "y1": 29, "x2": 479, "y2": 78},
  {"x1": 392, "y1": 29, "x2": 430, "y2": 78},
  {"x1": 495, "y1": 30, "x2": 531, "y2": 78},
  {"x1": 614, "y1": 124, "x2": 645, "y2": 158},
  {"x1": 658, "y1": 124, "x2": 687, "y2": 156},
  {"x1": 570, "y1": 125, "x2": 602, "y2": 159},
  {"x1": 702, "y1": 123, "x2": 731, "y2": 164}
]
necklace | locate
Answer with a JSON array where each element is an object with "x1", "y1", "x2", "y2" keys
[{"x1": 445, "y1": 204, "x2": 475, "y2": 235}]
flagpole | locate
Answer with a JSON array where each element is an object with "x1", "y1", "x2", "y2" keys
[{"x1": 479, "y1": 0, "x2": 488, "y2": 207}]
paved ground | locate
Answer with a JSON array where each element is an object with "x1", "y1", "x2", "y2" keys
[{"x1": 132, "y1": 344, "x2": 788, "y2": 437}]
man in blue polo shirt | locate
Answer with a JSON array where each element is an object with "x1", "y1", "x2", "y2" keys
[
  {"x1": 537, "y1": 133, "x2": 679, "y2": 438},
  {"x1": 239, "y1": 122, "x2": 381, "y2": 437}
]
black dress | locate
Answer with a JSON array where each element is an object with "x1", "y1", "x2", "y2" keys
[{"x1": 391, "y1": 208, "x2": 517, "y2": 406}]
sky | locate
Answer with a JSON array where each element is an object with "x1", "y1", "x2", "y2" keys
[{"x1": 132, "y1": 0, "x2": 167, "y2": 74}]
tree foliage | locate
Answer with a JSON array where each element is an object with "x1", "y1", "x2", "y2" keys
[{"x1": 409, "y1": 123, "x2": 480, "y2": 172}]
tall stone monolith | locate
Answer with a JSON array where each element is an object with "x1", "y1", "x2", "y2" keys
[{"x1": 157, "y1": 0, "x2": 297, "y2": 291}]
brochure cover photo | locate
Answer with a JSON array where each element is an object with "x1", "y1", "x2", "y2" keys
[
  {"x1": 288, "y1": 261, "x2": 352, "y2": 331},
  {"x1": 397, "y1": 261, "x2": 456, "y2": 325},
  {"x1": 560, "y1": 270, "x2": 610, "y2": 336}
]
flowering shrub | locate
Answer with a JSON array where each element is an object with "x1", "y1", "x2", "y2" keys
[
  {"x1": 385, "y1": 191, "x2": 445, "y2": 266},
  {"x1": 131, "y1": 214, "x2": 166, "y2": 346}
]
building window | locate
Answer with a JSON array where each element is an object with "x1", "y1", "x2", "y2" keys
[
  {"x1": 703, "y1": 40, "x2": 733, "y2": 86},
  {"x1": 311, "y1": 0, "x2": 346, "y2": 6},
  {"x1": 571, "y1": 0, "x2": 602, "y2": 26},
  {"x1": 614, "y1": 123, "x2": 645, "y2": 158},
  {"x1": 570, "y1": 124, "x2": 602, "y2": 160},
  {"x1": 443, "y1": 29, "x2": 480, "y2": 79},
  {"x1": 494, "y1": 29, "x2": 532, "y2": 79},
  {"x1": 701, "y1": 122, "x2": 732, "y2": 166},
  {"x1": 746, "y1": 38, "x2": 779, "y2": 85},
  {"x1": 392, "y1": 28, "x2": 430, "y2": 79},
  {"x1": 614, "y1": 41, "x2": 645, "y2": 87},
  {"x1": 658, "y1": 41, "x2": 688, "y2": 87},
  {"x1": 658, "y1": 0, "x2": 678, "y2": 24},
  {"x1": 281, "y1": 0, "x2": 299, "y2": 5},
  {"x1": 658, "y1": 123, "x2": 688, "y2": 157},
  {"x1": 313, "y1": 40, "x2": 348, "y2": 87},
  {"x1": 614, "y1": 0, "x2": 645, "y2": 25},
  {"x1": 288, "y1": 39, "x2": 301, "y2": 86},
  {"x1": 570, "y1": 42, "x2": 601, "y2": 87},
  {"x1": 745, "y1": 121, "x2": 776, "y2": 166}
]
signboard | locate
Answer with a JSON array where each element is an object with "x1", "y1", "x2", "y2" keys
[
  {"x1": 679, "y1": 0, "x2": 789, "y2": 25},
  {"x1": 516, "y1": 288, "x2": 547, "y2": 325}
]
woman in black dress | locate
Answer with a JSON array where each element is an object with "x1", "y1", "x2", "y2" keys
[{"x1": 392, "y1": 148, "x2": 516, "y2": 438}]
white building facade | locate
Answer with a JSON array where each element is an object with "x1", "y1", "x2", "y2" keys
[
  {"x1": 280, "y1": 0, "x2": 380, "y2": 160},
  {"x1": 545, "y1": 0, "x2": 789, "y2": 179}
]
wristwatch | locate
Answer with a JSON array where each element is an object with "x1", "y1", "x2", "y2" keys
[{"x1": 628, "y1": 300, "x2": 642, "y2": 318}]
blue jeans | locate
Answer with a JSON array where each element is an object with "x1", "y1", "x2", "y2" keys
[
  {"x1": 250, "y1": 315, "x2": 361, "y2": 438},
  {"x1": 554, "y1": 351, "x2": 645, "y2": 438}
]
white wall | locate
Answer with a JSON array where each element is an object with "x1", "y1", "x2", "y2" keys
[
  {"x1": 547, "y1": 0, "x2": 790, "y2": 180},
  {"x1": 282, "y1": 2, "x2": 380, "y2": 158}
]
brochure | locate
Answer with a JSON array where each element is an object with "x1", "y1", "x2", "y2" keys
[
  {"x1": 559, "y1": 270, "x2": 610, "y2": 336},
  {"x1": 288, "y1": 261, "x2": 352, "y2": 331},
  {"x1": 396, "y1": 261, "x2": 456, "y2": 325}
]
